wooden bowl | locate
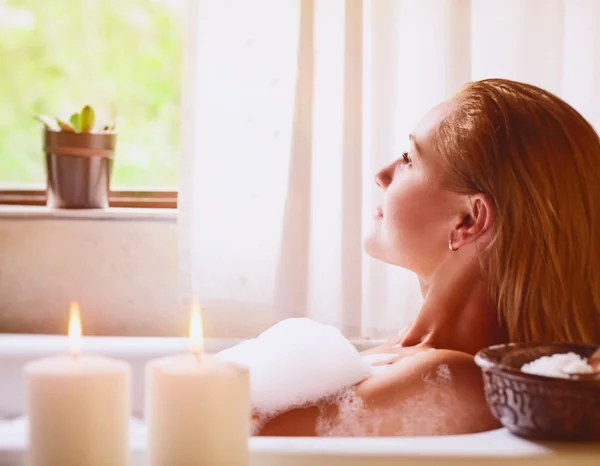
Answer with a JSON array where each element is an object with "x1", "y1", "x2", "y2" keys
[{"x1": 474, "y1": 343, "x2": 600, "y2": 441}]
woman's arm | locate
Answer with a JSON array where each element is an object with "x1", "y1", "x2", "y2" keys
[{"x1": 256, "y1": 350, "x2": 500, "y2": 436}]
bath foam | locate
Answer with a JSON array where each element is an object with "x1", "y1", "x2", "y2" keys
[
  {"x1": 361, "y1": 353, "x2": 397, "y2": 366},
  {"x1": 316, "y1": 389, "x2": 368, "y2": 436},
  {"x1": 316, "y1": 385, "x2": 447, "y2": 437},
  {"x1": 216, "y1": 318, "x2": 372, "y2": 416}
]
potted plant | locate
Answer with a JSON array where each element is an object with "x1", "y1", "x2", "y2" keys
[{"x1": 36, "y1": 106, "x2": 118, "y2": 209}]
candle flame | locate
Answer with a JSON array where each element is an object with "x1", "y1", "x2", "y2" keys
[
  {"x1": 68, "y1": 302, "x2": 82, "y2": 357},
  {"x1": 189, "y1": 302, "x2": 204, "y2": 357}
]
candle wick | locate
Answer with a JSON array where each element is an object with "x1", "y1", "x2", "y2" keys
[{"x1": 193, "y1": 350, "x2": 202, "y2": 363}]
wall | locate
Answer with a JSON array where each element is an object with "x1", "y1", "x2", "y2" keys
[
  {"x1": 0, "y1": 207, "x2": 185, "y2": 336},
  {"x1": 0, "y1": 206, "x2": 415, "y2": 339}
]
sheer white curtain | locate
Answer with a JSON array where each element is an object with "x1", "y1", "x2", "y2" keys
[{"x1": 179, "y1": 0, "x2": 600, "y2": 339}]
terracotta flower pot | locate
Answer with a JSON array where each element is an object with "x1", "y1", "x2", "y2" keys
[{"x1": 44, "y1": 128, "x2": 117, "y2": 209}]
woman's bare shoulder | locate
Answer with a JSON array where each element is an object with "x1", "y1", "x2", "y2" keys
[
  {"x1": 257, "y1": 348, "x2": 500, "y2": 436},
  {"x1": 355, "y1": 348, "x2": 500, "y2": 435}
]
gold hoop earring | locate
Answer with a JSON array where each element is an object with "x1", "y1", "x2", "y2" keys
[{"x1": 449, "y1": 237, "x2": 458, "y2": 252}]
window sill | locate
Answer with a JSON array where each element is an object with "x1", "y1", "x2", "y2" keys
[
  {"x1": 0, "y1": 205, "x2": 177, "y2": 222},
  {"x1": 0, "y1": 188, "x2": 177, "y2": 209}
]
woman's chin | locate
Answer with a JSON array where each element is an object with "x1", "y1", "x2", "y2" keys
[
  {"x1": 363, "y1": 235, "x2": 412, "y2": 269},
  {"x1": 363, "y1": 235, "x2": 384, "y2": 261}
]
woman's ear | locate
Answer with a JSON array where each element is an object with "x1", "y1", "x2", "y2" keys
[{"x1": 452, "y1": 194, "x2": 494, "y2": 249}]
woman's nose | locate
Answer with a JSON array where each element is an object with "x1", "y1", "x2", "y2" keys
[{"x1": 375, "y1": 162, "x2": 393, "y2": 189}]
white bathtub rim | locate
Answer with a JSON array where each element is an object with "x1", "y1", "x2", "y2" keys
[
  {"x1": 250, "y1": 429, "x2": 600, "y2": 457},
  {"x1": 2, "y1": 428, "x2": 600, "y2": 459},
  {"x1": 0, "y1": 334, "x2": 381, "y2": 356}
]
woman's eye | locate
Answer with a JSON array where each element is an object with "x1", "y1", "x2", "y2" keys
[{"x1": 401, "y1": 152, "x2": 412, "y2": 167}]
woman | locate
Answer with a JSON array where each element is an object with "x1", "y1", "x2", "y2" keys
[{"x1": 257, "y1": 78, "x2": 600, "y2": 436}]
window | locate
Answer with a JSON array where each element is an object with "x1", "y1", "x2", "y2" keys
[{"x1": 0, "y1": 0, "x2": 184, "y2": 206}]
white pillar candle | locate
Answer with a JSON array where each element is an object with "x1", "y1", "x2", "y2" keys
[
  {"x1": 25, "y1": 303, "x2": 130, "y2": 466},
  {"x1": 146, "y1": 304, "x2": 250, "y2": 466}
]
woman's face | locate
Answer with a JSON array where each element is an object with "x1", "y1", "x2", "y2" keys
[{"x1": 364, "y1": 100, "x2": 464, "y2": 278}]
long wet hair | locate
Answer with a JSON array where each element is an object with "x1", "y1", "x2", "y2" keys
[{"x1": 435, "y1": 78, "x2": 600, "y2": 344}]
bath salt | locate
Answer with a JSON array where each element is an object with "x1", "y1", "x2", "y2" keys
[
  {"x1": 216, "y1": 318, "x2": 372, "y2": 416},
  {"x1": 521, "y1": 352, "x2": 593, "y2": 378}
]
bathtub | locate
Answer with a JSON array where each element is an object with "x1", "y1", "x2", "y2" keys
[{"x1": 1, "y1": 334, "x2": 598, "y2": 466}]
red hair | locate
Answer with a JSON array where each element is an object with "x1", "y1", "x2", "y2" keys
[{"x1": 436, "y1": 79, "x2": 600, "y2": 344}]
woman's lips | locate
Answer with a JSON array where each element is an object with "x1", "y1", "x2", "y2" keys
[{"x1": 374, "y1": 206, "x2": 383, "y2": 219}]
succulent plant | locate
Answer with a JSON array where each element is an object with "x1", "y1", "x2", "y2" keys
[{"x1": 35, "y1": 105, "x2": 117, "y2": 133}]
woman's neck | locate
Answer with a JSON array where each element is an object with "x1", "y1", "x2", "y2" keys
[{"x1": 401, "y1": 247, "x2": 507, "y2": 355}]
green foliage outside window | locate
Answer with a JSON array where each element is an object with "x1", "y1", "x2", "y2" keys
[{"x1": 0, "y1": 0, "x2": 184, "y2": 188}]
